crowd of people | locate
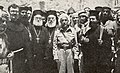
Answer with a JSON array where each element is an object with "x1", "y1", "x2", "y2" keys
[{"x1": 0, "y1": 3, "x2": 120, "y2": 73}]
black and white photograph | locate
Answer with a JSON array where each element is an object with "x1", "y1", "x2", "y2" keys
[{"x1": 0, "y1": 0, "x2": 120, "y2": 73}]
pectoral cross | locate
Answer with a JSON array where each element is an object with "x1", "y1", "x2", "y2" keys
[
  {"x1": 49, "y1": 38, "x2": 51, "y2": 44},
  {"x1": 48, "y1": 31, "x2": 53, "y2": 44},
  {"x1": 33, "y1": 26, "x2": 41, "y2": 43},
  {"x1": 36, "y1": 37, "x2": 40, "y2": 43}
]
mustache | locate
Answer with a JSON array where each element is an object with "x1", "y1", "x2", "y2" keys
[
  {"x1": 11, "y1": 14, "x2": 17, "y2": 16},
  {"x1": 90, "y1": 21, "x2": 99, "y2": 24},
  {"x1": 21, "y1": 16, "x2": 28, "y2": 19},
  {"x1": 11, "y1": 14, "x2": 18, "y2": 18}
]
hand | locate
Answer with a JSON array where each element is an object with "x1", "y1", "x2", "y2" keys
[
  {"x1": 107, "y1": 29, "x2": 113, "y2": 35},
  {"x1": 44, "y1": 57, "x2": 49, "y2": 60},
  {"x1": 83, "y1": 37, "x2": 89, "y2": 42},
  {"x1": 55, "y1": 59, "x2": 60, "y2": 63},
  {"x1": 25, "y1": 59, "x2": 28, "y2": 63},
  {"x1": 7, "y1": 52, "x2": 14, "y2": 60},
  {"x1": 98, "y1": 39, "x2": 103, "y2": 45},
  {"x1": 81, "y1": 36, "x2": 85, "y2": 41},
  {"x1": 117, "y1": 40, "x2": 120, "y2": 44}
]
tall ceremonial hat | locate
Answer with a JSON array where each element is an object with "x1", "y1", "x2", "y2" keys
[
  {"x1": 102, "y1": 6, "x2": 111, "y2": 11},
  {"x1": 95, "y1": 6, "x2": 103, "y2": 12},
  {"x1": 89, "y1": 10, "x2": 100, "y2": 20},
  {"x1": 46, "y1": 10, "x2": 58, "y2": 21},
  {"x1": 31, "y1": 10, "x2": 46, "y2": 24},
  {"x1": 28, "y1": 7, "x2": 32, "y2": 12},
  {"x1": 32, "y1": 10, "x2": 45, "y2": 17},
  {"x1": 46, "y1": 10, "x2": 57, "y2": 17}
]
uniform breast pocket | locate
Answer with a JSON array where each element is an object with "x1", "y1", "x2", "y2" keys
[{"x1": 57, "y1": 36, "x2": 68, "y2": 44}]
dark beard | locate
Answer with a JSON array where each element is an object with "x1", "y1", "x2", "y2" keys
[
  {"x1": 101, "y1": 16, "x2": 109, "y2": 24},
  {"x1": 19, "y1": 17, "x2": 29, "y2": 26},
  {"x1": 90, "y1": 21, "x2": 99, "y2": 30},
  {"x1": 11, "y1": 19, "x2": 21, "y2": 25}
]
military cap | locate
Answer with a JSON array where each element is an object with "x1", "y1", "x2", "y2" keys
[{"x1": 78, "y1": 11, "x2": 88, "y2": 17}]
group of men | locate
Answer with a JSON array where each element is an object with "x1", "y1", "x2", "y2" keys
[{"x1": 0, "y1": 3, "x2": 120, "y2": 73}]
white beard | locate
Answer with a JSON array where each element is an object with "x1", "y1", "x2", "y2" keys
[
  {"x1": 47, "y1": 20, "x2": 56, "y2": 28},
  {"x1": 33, "y1": 20, "x2": 43, "y2": 26}
]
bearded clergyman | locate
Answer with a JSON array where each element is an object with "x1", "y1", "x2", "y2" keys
[{"x1": 30, "y1": 10, "x2": 49, "y2": 73}]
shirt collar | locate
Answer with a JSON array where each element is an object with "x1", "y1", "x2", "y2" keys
[{"x1": 60, "y1": 26, "x2": 72, "y2": 32}]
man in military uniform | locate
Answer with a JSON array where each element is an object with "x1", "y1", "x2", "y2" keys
[
  {"x1": 53, "y1": 14, "x2": 77, "y2": 73},
  {"x1": 74, "y1": 11, "x2": 89, "y2": 73},
  {"x1": 75, "y1": 11, "x2": 89, "y2": 33}
]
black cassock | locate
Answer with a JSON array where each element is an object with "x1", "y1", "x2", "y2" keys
[
  {"x1": 80, "y1": 26, "x2": 100, "y2": 73},
  {"x1": 6, "y1": 21, "x2": 33, "y2": 73},
  {"x1": 44, "y1": 27, "x2": 58, "y2": 73},
  {"x1": 98, "y1": 28, "x2": 113, "y2": 73},
  {"x1": 30, "y1": 25, "x2": 49, "y2": 73}
]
